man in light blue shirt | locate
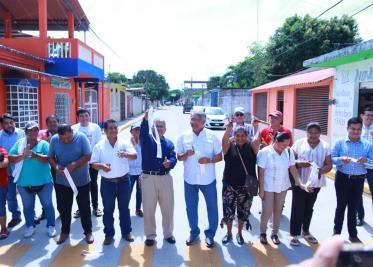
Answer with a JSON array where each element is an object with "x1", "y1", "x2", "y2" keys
[
  {"x1": 331, "y1": 117, "x2": 373, "y2": 243},
  {"x1": 356, "y1": 107, "x2": 373, "y2": 225},
  {"x1": 0, "y1": 113, "x2": 24, "y2": 228}
]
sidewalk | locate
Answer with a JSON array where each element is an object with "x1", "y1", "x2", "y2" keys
[{"x1": 117, "y1": 114, "x2": 144, "y2": 132}]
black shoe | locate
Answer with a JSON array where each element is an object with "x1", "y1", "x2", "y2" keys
[
  {"x1": 7, "y1": 218, "x2": 22, "y2": 228},
  {"x1": 73, "y1": 210, "x2": 80, "y2": 218},
  {"x1": 145, "y1": 239, "x2": 155, "y2": 246},
  {"x1": 165, "y1": 236, "x2": 176, "y2": 244},
  {"x1": 356, "y1": 218, "x2": 364, "y2": 226},
  {"x1": 205, "y1": 237, "x2": 215, "y2": 248},
  {"x1": 34, "y1": 218, "x2": 41, "y2": 225},
  {"x1": 222, "y1": 234, "x2": 232, "y2": 244},
  {"x1": 260, "y1": 233, "x2": 268, "y2": 245},
  {"x1": 186, "y1": 235, "x2": 200, "y2": 246},
  {"x1": 38, "y1": 212, "x2": 46, "y2": 221},
  {"x1": 236, "y1": 234, "x2": 245, "y2": 245},
  {"x1": 93, "y1": 208, "x2": 103, "y2": 217}
]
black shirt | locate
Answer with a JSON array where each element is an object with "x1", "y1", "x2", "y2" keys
[{"x1": 223, "y1": 142, "x2": 257, "y2": 186}]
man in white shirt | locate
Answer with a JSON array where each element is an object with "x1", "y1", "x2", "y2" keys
[
  {"x1": 177, "y1": 110, "x2": 222, "y2": 248},
  {"x1": 357, "y1": 107, "x2": 373, "y2": 226},
  {"x1": 72, "y1": 108, "x2": 103, "y2": 218},
  {"x1": 91, "y1": 119, "x2": 137, "y2": 245}
]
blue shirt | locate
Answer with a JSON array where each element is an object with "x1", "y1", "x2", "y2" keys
[
  {"x1": 331, "y1": 138, "x2": 373, "y2": 175},
  {"x1": 48, "y1": 132, "x2": 91, "y2": 187},
  {"x1": 140, "y1": 119, "x2": 177, "y2": 172},
  {"x1": 0, "y1": 128, "x2": 25, "y2": 175},
  {"x1": 129, "y1": 142, "x2": 142, "y2": 175}
]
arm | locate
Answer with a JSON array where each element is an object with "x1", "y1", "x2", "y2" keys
[
  {"x1": 176, "y1": 136, "x2": 192, "y2": 161},
  {"x1": 91, "y1": 162, "x2": 111, "y2": 172},
  {"x1": 0, "y1": 150, "x2": 8, "y2": 168},
  {"x1": 30, "y1": 152, "x2": 50, "y2": 163},
  {"x1": 251, "y1": 136, "x2": 261, "y2": 155},
  {"x1": 319, "y1": 155, "x2": 333, "y2": 175},
  {"x1": 66, "y1": 154, "x2": 91, "y2": 173},
  {"x1": 140, "y1": 112, "x2": 150, "y2": 144},
  {"x1": 222, "y1": 121, "x2": 233, "y2": 155},
  {"x1": 258, "y1": 166, "x2": 265, "y2": 200},
  {"x1": 167, "y1": 142, "x2": 177, "y2": 169},
  {"x1": 8, "y1": 142, "x2": 28, "y2": 163}
]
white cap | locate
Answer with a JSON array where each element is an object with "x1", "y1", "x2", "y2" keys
[{"x1": 234, "y1": 107, "x2": 245, "y2": 114}]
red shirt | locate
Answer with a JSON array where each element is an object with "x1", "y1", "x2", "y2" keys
[
  {"x1": 0, "y1": 147, "x2": 8, "y2": 188},
  {"x1": 260, "y1": 126, "x2": 293, "y2": 146}
]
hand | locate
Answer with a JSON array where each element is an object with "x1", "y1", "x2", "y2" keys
[
  {"x1": 101, "y1": 163, "x2": 111, "y2": 172},
  {"x1": 357, "y1": 157, "x2": 367, "y2": 164},
  {"x1": 30, "y1": 151, "x2": 39, "y2": 159},
  {"x1": 117, "y1": 151, "x2": 128, "y2": 158},
  {"x1": 23, "y1": 144, "x2": 31, "y2": 157},
  {"x1": 341, "y1": 156, "x2": 351, "y2": 164},
  {"x1": 56, "y1": 165, "x2": 65, "y2": 175},
  {"x1": 268, "y1": 133, "x2": 275, "y2": 144},
  {"x1": 198, "y1": 157, "x2": 211, "y2": 164},
  {"x1": 163, "y1": 157, "x2": 170, "y2": 168},
  {"x1": 259, "y1": 189, "x2": 265, "y2": 200},
  {"x1": 226, "y1": 119, "x2": 233, "y2": 130},
  {"x1": 185, "y1": 147, "x2": 195, "y2": 157},
  {"x1": 66, "y1": 162, "x2": 76, "y2": 174},
  {"x1": 300, "y1": 183, "x2": 314, "y2": 193},
  {"x1": 288, "y1": 235, "x2": 344, "y2": 267},
  {"x1": 296, "y1": 161, "x2": 312, "y2": 168}
]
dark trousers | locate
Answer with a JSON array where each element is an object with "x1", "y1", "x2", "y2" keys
[
  {"x1": 89, "y1": 166, "x2": 99, "y2": 210},
  {"x1": 357, "y1": 169, "x2": 373, "y2": 220},
  {"x1": 55, "y1": 183, "x2": 92, "y2": 235},
  {"x1": 130, "y1": 175, "x2": 142, "y2": 210},
  {"x1": 333, "y1": 171, "x2": 364, "y2": 238},
  {"x1": 290, "y1": 186, "x2": 320, "y2": 236},
  {"x1": 101, "y1": 177, "x2": 132, "y2": 237}
]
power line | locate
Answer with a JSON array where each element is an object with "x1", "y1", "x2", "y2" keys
[
  {"x1": 351, "y1": 2, "x2": 373, "y2": 16},
  {"x1": 316, "y1": 0, "x2": 344, "y2": 18}
]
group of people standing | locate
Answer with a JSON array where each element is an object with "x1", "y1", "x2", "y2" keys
[{"x1": 0, "y1": 104, "x2": 372, "y2": 250}]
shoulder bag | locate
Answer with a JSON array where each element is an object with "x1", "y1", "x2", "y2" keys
[{"x1": 236, "y1": 144, "x2": 259, "y2": 196}]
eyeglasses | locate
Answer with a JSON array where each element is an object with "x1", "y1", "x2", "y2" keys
[{"x1": 235, "y1": 113, "x2": 244, "y2": 117}]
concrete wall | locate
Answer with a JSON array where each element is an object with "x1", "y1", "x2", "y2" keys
[
  {"x1": 218, "y1": 89, "x2": 252, "y2": 117},
  {"x1": 132, "y1": 96, "x2": 143, "y2": 116}
]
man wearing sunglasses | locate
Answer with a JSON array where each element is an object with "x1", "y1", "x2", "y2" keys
[{"x1": 231, "y1": 107, "x2": 255, "y2": 141}]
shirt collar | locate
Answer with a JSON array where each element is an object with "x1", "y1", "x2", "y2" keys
[{"x1": 346, "y1": 138, "x2": 362, "y2": 144}]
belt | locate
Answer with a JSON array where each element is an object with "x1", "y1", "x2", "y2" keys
[
  {"x1": 338, "y1": 171, "x2": 366, "y2": 179},
  {"x1": 142, "y1": 171, "x2": 169, "y2": 176},
  {"x1": 102, "y1": 174, "x2": 129, "y2": 183}
]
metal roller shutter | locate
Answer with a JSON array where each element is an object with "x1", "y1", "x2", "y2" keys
[
  {"x1": 296, "y1": 87, "x2": 329, "y2": 135},
  {"x1": 254, "y1": 92, "x2": 267, "y2": 121}
]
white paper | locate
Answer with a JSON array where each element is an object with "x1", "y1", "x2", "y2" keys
[
  {"x1": 64, "y1": 168, "x2": 78, "y2": 197},
  {"x1": 305, "y1": 162, "x2": 321, "y2": 189},
  {"x1": 148, "y1": 106, "x2": 162, "y2": 159},
  {"x1": 349, "y1": 157, "x2": 358, "y2": 163},
  {"x1": 365, "y1": 163, "x2": 373, "y2": 169},
  {"x1": 12, "y1": 138, "x2": 27, "y2": 183}
]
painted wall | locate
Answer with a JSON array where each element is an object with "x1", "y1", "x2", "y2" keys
[
  {"x1": 132, "y1": 96, "x2": 143, "y2": 116},
  {"x1": 331, "y1": 58, "x2": 373, "y2": 145}
]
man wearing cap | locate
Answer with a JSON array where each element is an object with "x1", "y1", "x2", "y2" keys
[
  {"x1": 48, "y1": 124, "x2": 93, "y2": 244},
  {"x1": 140, "y1": 112, "x2": 177, "y2": 246},
  {"x1": 0, "y1": 113, "x2": 24, "y2": 228},
  {"x1": 231, "y1": 107, "x2": 255, "y2": 141},
  {"x1": 129, "y1": 122, "x2": 143, "y2": 217},
  {"x1": 91, "y1": 119, "x2": 137, "y2": 245},
  {"x1": 260, "y1": 110, "x2": 293, "y2": 147}
]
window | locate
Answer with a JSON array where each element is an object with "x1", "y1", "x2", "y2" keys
[
  {"x1": 6, "y1": 82, "x2": 39, "y2": 128},
  {"x1": 254, "y1": 92, "x2": 267, "y2": 121},
  {"x1": 55, "y1": 93, "x2": 70, "y2": 124},
  {"x1": 277, "y1": 91, "x2": 284, "y2": 114},
  {"x1": 85, "y1": 88, "x2": 98, "y2": 123},
  {"x1": 296, "y1": 87, "x2": 329, "y2": 135}
]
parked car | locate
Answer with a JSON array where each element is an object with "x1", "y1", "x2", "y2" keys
[
  {"x1": 164, "y1": 101, "x2": 172, "y2": 106},
  {"x1": 204, "y1": 107, "x2": 228, "y2": 129},
  {"x1": 183, "y1": 102, "x2": 193, "y2": 113},
  {"x1": 190, "y1": 105, "x2": 205, "y2": 113}
]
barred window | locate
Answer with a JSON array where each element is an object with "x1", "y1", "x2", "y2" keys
[{"x1": 55, "y1": 93, "x2": 70, "y2": 124}]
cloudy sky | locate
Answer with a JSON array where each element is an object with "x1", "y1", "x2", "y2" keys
[{"x1": 72, "y1": 0, "x2": 373, "y2": 88}]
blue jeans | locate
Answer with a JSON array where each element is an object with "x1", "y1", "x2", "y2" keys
[
  {"x1": 184, "y1": 180, "x2": 218, "y2": 238},
  {"x1": 0, "y1": 187, "x2": 7, "y2": 217},
  {"x1": 100, "y1": 177, "x2": 132, "y2": 237},
  {"x1": 357, "y1": 169, "x2": 373, "y2": 220},
  {"x1": 7, "y1": 176, "x2": 21, "y2": 220},
  {"x1": 130, "y1": 175, "x2": 142, "y2": 210},
  {"x1": 18, "y1": 183, "x2": 55, "y2": 228}
]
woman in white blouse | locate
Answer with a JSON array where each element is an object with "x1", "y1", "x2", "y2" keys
[{"x1": 257, "y1": 132, "x2": 310, "y2": 245}]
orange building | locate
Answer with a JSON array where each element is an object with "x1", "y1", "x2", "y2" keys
[
  {"x1": 251, "y1": 68, "x2": 335, "y2": 142},
  {"x1": 0, "y1": 0, "x2": 109, "y2": 129}
]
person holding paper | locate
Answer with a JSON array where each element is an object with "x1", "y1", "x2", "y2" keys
[
  {"x1": 331, "y1": 117, "x2": 373, "y2": 243},
  {"x1": 356, "y1": 106, "x2": 373, "y2": 226},
  {"x1": 72, "y1": 108, "x2": 103, "y2": 218},
  {"x1": 0, "y1": 113, "x2": 24, "y2": 228},
  {"x1": 140, "y1": 111, "x2": 177, "y2": 247},
  {"x1": 8, "y1": 121, "x2": 55, "y2": 239},
  {"x1": 177, "y1": 110, "x2": 222, "y2": 248},
  {"x1": 91, "y1": 119, "x2": 137, "y2": 245},
  {"x1": 48, "y1": 124, "x2": 93, "y2": 245},
  {"x1": 289, "y1": 122, "x2": 332, "y2": 246}
]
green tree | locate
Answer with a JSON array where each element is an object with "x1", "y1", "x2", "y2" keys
[
  {"x1": 166, "y1": 89, "x2": 183, "y2": 101},
  {"x1": 207, "y1": 76, "x2": 222, "y2": 90},
  {"x1": 266, "y1": 14, "x2": 361, "y2": 78},
  {"x1": 106, "y1": 72, "x2": 127, "y2": 83},
  {"x1": 132, "y1": 70, "x2": 169, "y2": 101}
]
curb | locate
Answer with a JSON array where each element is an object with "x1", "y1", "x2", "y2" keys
[
  {"x1": 118, "y1": 115, "x2": 143, "y2": 133},
  {"x1": 326, "y1": 170, "x2": 371, "y2": 196}
]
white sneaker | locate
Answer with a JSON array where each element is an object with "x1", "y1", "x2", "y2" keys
[
  {"x1": 48, "y1": 226, "x2": 56, "y2": 237},
  {"x1": 24, "y1": 226, "x2": 35, "y2": 238}
]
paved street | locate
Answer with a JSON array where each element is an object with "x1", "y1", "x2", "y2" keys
[{"x1": 1, "y1": 106, "x2": 373, "y2": 267}]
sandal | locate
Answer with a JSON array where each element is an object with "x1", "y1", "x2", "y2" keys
[
  {"x1": 302, "y1": 232, "x2": 318, "y2": 244},
  {"x1": 290, "y1": 236, "x2": 300, "y2": 246},
  {"x1": 0, "y1": 231, "x2": 9, "y2": 240},
  {"x1": 260, "y1": 233, "x2": 268, "y2": 245},
  {"x1": 236, "y1": 234, "x2": 245, "y2": 245},
  {"x1": 271, "y1": 234, "x2": 281, "y2": 245}
]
